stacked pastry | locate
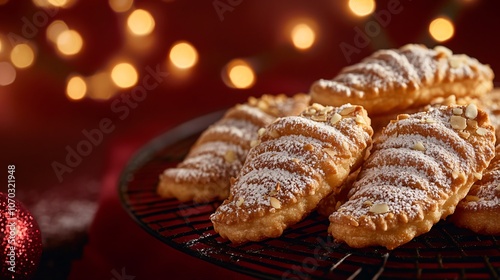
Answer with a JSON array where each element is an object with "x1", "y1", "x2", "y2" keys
[
  {"x1": 157, "y1": 93, "x2": 310, "y2": 202},
  {"x1": 157, "y1": 44, "x2": 498, "y2": 249},
  {"x1": 210, "y1": 103, "x2": 373, "y2": 242}
]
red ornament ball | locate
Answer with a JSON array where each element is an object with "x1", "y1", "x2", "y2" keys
[{"x1": 0, "y1": 192, "x2": 42, "y2": 279}]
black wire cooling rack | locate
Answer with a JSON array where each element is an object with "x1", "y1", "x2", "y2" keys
[{"x1": 119, "y1": 110, "x2": 500, "y2": 279}]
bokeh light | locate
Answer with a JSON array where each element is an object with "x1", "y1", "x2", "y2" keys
[
  {"x1": 127, "y1": 9, "x2": 155, "y2": 36},
  {"x1": 348, "y1": 0, "x2": 376, "y2": 17},
  {"x1": 10, "y1": 44, "x2": 35, "y2": 69},
  {"x1": 0, "y1": 38, "x2": 3, "y2": 53},
  {"x1": 109, "y1": 0, "x2": 133, "y2": 13},
  {"x1": 111, "y1": 62, "x2": 138, "y2": 88},
  {"x1": 291, "y1": 23, "x2": 316, "y2": 50},
  {"x1": 66, "y1": 75, "x2": 87, "y2": 100},
  {"x1": 223, "y1": 59, "x2": 256, "y2": 89},
  {"x1": 56, "y1": 29, "x2": 83, "y2": 56},
  {"x1": 169, "y1": 41, "x2": 198, "y2": 69},
  {"x1": 47, "y1": 20, "x2": 69, "y2": 43},
  {"x1": 48, "y1": 0, "x2": 69, "y2": 7},
  {"x1": 0, "y1": 62, "x2": 16, "y2": 86},
  {"x1": 429, "y1": 17, "x2": 455, "y2": 42}
]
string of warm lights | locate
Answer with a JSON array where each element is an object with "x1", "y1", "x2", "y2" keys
[{"x1": 0, "y1": 0, "x2": 461, "y2": 101}]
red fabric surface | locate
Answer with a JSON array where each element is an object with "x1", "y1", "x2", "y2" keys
[{"x1": 68, "y1": 136, "x2": 255, "y2": 280}]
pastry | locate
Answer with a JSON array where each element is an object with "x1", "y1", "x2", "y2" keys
[
  {"x1": 157, "y1": 94, "x2": 310, "y2": 202},
  {"x1": 211, "y1": 103, "x2": 373, "y2": 243},
  {"x1": 450, "y1": 145, "x2": 500, "y2": 235},
  {"x1": 477, "y1": 88, "x2": 500, "y2": 144},
  {"x1": 329, "y1": 104, "x2": 496, "y2": 249},
  {"x1": 310, "y1": 44, "x2": 494, "y2": 116},
  {"x1": 316, "y1": 169, "x2": 359, "y2": 217}
]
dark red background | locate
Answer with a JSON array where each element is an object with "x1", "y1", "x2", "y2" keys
[{"x1": 0, "y1": 0, "x2": 498, "y2": 279}]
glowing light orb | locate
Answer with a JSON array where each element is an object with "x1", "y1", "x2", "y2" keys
[
  {"x1": 111, "y1": 62, "x2": 138, "y2": 88},
  {"x1": 0, "y1": 62, "x2": 16, "y2": 86},
  {"x1": 10, "y1": 44, "x2": 35, "y2": 69},
  {"x1": 127, "y1": 9, "x2": 155, "y2": 36},
  {"x1": 169, "y1": 41, "x2": 198, "y2": 69},
  {"x1": 109, "y1": 0, "x2": 133, "y2": 13},
  {"x1": 348, "y1": 0, "x2": 376, "y2": 17},
  {"x1": 429, "y1": 17, "x2": 455, "y2": 42},
  {"x1": 291, "y1": 23, "x2": 316, "y2": 50},
  {"x1": 223, "y1": 59, "x2": 255, "y2": 89},
  {"x1": 56, "y1": 29, "x2": 83, "y2": 56},
  {"x1": 66, "y1": 75, "x2": 87, "y2": 100}
]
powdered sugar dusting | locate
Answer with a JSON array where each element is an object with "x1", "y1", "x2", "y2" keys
[
  {"x1": 212, "y1": 104, "x2": 373, "y2": 224},
  {"x1": 330, "y1": 105, "x2": 494, "y2": 230}
]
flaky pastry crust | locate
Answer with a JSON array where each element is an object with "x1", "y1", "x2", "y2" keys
[
  {"x1": 211, "y1": 103, "x2": 373, "y2": 243},
  {"x1": 329, "y1": 104, "x2": 496, "y2": 249},
  {"x1": 310, "y1": 44, "x2": 493, "y2": 116},
  {"x1": 157, "y1": 94, "x2": 310, "y2": 202}
]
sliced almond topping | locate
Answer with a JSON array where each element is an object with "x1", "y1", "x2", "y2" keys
[
  {"x1": 452, "y1": 108, "x2": 463, "y2": 115},
  {"x1": 449, "y1": 56, "x2": 462, "y2": 68},
  {"x1": 465, "y1": 104, "x2": 478, "y2": 119},
  {"x1": 270, "y1": 197, "x2": 281, "y2": 209},
  {"x1": 224, "y1": 150, "x2": 236, "y2": 163},
  {"x1": 495, "y1": 185, "x2": 500, "y2": 192},
  {"x1": 248, "y1": 96, "x2": 258, "y2": 106},
  {"x1": 473, "y1": 172, "x2": 483, "y2": 180},
  {"x1": 458, "y1": 130, "x2": 471, "y2": 139},
  {"x1": 257, "y1": 100, "x2": 269, "y2": 111},
  {"x1": 465, "y1": 195, "x2": 479, "y2": 202},
  {"x1": 397, "y1": 114, "x2": 410, "y2": 120},
  {"x1": 330, "y1": 113, "x2": 342, "y2": 125},
  {"x1": 363, "y1": 200, "x2": 373, "y2": 207},
  {"x1": 452, "y1": 169, "x2": 460, "y2": 179},
  {"x1": 324, "y1": 148, "x2": 337, "y2": 158},
  {"x1": 339, "y1": 106, "x2": 356, "y2": 116},
  {"x1": 276, "y1": 182, "x2": 281, "y2": 192},
  {"x1": 304, "y1": 143, "x2": 314, "y2": 151},
  {"x1": 311, "y1": 114, "x2": 328, "y2": 122},
  {"x1": 412, "y1": 142, "x2": 426, "y2": 152},
  {"x1": 258, "y1": 127, "x2": 266, "y2": 136},
  {"x1": 425, "y1": 118, "x2": 436, "y2": 124},
  {"x1": 355, "y1": 115, "x2": 366, "y2": 124},
  {"x1": 292, "y1": 158, "x2": 300, "y2": 163},
  {"x1": 268, "y1": 129, "x2": 280, "y2": 138},
  {"x1": 311, "y1": 103, "x2": 325, "y2": 111},
  {"x1": 476, "y1": 127, "x2": 488, "y2": 136},
  {"x1": 342, "y1": 141, "x2": 350, "y2": 151},
  {"x1": 269, "y1": 189, "x2": 277, "y2": 196},
  {"x1": 369, "y1": 203, "x2": 389, "y2": 214},
  {"x1": 466, "y1": 119, "x2": 478, "y2": 129},
  {"x1": 236, "y1": 197, "x2": 244, "y2": 207},
  {"x1": 450, "y1": 115, "x2": 467, "y2": 130},
  {"x1": 434, "y1": 45, "x2": 453, "y2": 57},
  {"x1": 250, "y1": 139, "x2": 260, "y2": 147}
]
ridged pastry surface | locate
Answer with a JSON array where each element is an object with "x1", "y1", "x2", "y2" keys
[{"x1": 329, "y1": 104, "x2": 496, "y2": 249}]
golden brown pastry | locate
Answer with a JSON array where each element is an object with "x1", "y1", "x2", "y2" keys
[
  {"x1": 310, "y1": 44, "x2": 494, "y2": 116},
  {"x1": 450, "y1": 145, "x2": 500, "y2": 235},
  {"x1": 477, "y1": 88, "x2": 500, "y2": 144},
  {"x1": 211, "y1": 103, "x2": 373, "y2": 243},
  {"x1": 157, "y1": 94, "x2": 310, "y2": 202},
  {"x1": 329, "y1": 104, "x2": 496, "y2": 250},
  {"x1": 316, "y1": 169, "x2": 359, "y2": 217}
]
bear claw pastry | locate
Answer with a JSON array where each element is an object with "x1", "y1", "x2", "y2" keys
[
  {"x1": 310, "y1": 44, "x2": 494, "y2": 116},
  {"x1": 450, "y1": 145, "x2": 500, "y2": 235},
  {"x1": 328, "y1": 104, "x2": 496, "y2": 250},
  {"x1": 157, "y1": 94, "x2": 310, "y2": 202},
  {"x1": 211, "y1": 103, "x2": 373, "y2": 243}
]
